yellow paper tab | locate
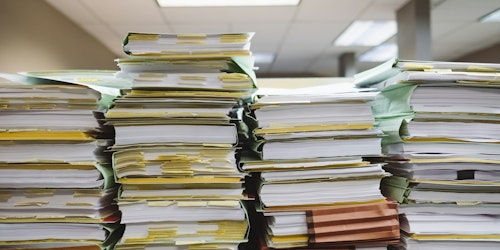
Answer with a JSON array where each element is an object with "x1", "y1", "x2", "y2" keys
[
  {"x1": 256, "y1": 124, "x2": 373, "y2": 134},
  {"x1": 0, "y1": 192, "x2": 11, "y2": 202},
  {"x1": 118, "y1": 176, "x2": 242, "y2": 184},
  {"x1": 467, "y1": 65, "x2": 497, "y2": 72},
  {"x1": 24, "y1": 189, "x2": 55, "y2": 197},
  {"x1": 175, "y1": 240, "x2": 207, "y2": 245},
  {"x1": 0, "y1": 131, "x2": 93, "y2": 141},
  {"x1": 14, "y1": 202, "x2": 48, "y2": 207},
  {"x1": 0, "y1": 163, "x2": 96, "y2": 170},
  {"x1": 66, "y1": 202, "x2": 93, "y2": 206},
  {"x1": 409, "y1": 158, "x2": 500, "y2": 164},
  {"x1": 401, "y1": 63, "x2": 434, "y2": 70},
  {"x1": 128, "y1": 33, "x2": 159, "y2": 41},
  {"x1": 456, "y1": 201, "x2": 481, "y2": 206}
]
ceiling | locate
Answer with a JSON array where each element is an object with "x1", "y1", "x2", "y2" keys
[{"x1": 45, "y1": 0, "x2": 500, "y2": 77}]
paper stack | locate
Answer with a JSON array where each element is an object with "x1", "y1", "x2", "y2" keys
[
  {"x1": 355, "y1": 59, "x2": 500, "y2": 249},
  {"x1": 0, "y1": 78, "x2": 122, "y2": 250},
  {"x1": 241, "y1": 80, "x2": 399, "y2": 249},
  {"x1": 107, "y1": 32, "x2": 257, "y2": 249}
]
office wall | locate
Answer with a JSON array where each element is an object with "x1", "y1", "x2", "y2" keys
[{"x1": 0, "y1": 0, "x2": 117, "y2": 74}]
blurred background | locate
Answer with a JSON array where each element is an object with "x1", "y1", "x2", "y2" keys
[{"x1": 0, "y1": 0, "x2": 499, "y2": 77}]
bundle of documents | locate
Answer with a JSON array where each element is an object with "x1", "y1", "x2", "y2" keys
[
  {"x1": 123, "y1": 32, "x2": 253, "y2": 57},
  {"x1": 247, "y1": 91, "x2": 382, "y2": 160},
  {"x1": 0, "y1": 80, "x2": 122, "y2": 249},
  {"x1": 354, "y1": 59, "x2": 500, "y2": 249},
  {"x1": 240, "y1": 80, "x2": 399, "y2": 249},
  {"x1": 107, "y1": 32, "x2": 257, "y2": 249}
]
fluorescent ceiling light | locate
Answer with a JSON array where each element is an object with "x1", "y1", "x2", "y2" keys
[
  {"x1": 334, "y1": 20, "x2": 397, "y2": 46},
  {"x1": 359, "y1": 43, "x2": 397, "y2": 62},
  {"x1": 254, "y1": 53, "x2": 275, "y2": 64},
  {"x1": 157, "y1": 0, "x2": 300, "y2": 7},
  {"x1": 479, "y1": 8, "x2": 500, "y2": 22}
]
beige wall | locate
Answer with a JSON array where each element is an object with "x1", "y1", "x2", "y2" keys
[{"x1": 0, "y1": 0, "x2": 117, "y2": 73}]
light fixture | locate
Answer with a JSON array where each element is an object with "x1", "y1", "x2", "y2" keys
[
  {"x1": 334, "y1": 20, "x2": 397, "y2": 46},
  {"x1": 358, "y1": 43, "x2": 398, "y2": 62},
  {"x1": 253, "y1": 53, "x2": 275, "y2": 64},
  {"x1": 156, "y1": 0, "x2": 300, "y2": 7},
  {"x1": 479, "y1": 8, "x2": 500, "y2": 22}
]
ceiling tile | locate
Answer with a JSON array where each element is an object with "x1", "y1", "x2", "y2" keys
[
  {"x1": 433, "y1": 22, "x2": 500, "y2": 60},
  {"x1": 43, "y1": 0, "x2": 500, "y2": 77},
  {"x1": 324, "y1": 45, "x2": 372, "y2": 55},
  {"x1": 231, "y1": 23, "x2": 289, "y2": 48},
  {"x1": 79, "y1": 0, "x2": 165, "y2": 24},
  {"x1": 45, "y1": 0, "x2": 100, "y2": 25},
  {"x1": 432, "y1": 21, "x2": 466, "y2": 39},
  {"x1": 110, "y1": 24, "x2": 173, "y2": 39},
  {"x1": 357, "y1": 3, "x2": 401, "y2": 19},
  {"x1": 80, "y1": 24, "x2": 124, "y2": 56},
  {"x1": 160, "y1": 6, "x2": 297, "y2": 24},
  {"x1": 278, "y1": 41, "x2": 326, "y2": 55},
  {"x1": 432, "y1": 0, "x2": 500, "y2": 22},
  {"x1": 251, "y1": 44, "x2": 282, "y2": 55},
  {"x1": 295, "y1": 0, "x2": 372, "y2": 21},
  {"x1": 271, "y1": 46, "x2": 322, "y2": 73},
  {"x1": 283, "y1": 22, "x2": 351, "y2": 46},
  {"x1": 170, "y1": 24, "x2": 231, "y2": 33}
]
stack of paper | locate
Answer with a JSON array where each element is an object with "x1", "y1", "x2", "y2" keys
[
  {"x1": 241, "y1": 80, "x2": 399, "y2": 249},
  {"x1": 0, "y1": 81, "x2": 121, "y2": 250},
  {"x1": 354, "y1": 59, "x2": 500, "y2": 249},
  {"x1": 107, "y1": 32, "x2": 257, "y2": 249}
]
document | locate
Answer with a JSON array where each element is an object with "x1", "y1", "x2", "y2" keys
[
  {"x1": 261, "y1": 137, "x2": 382, "y2": 160},
  {"x1": 260, "y1": 178, "x2": 385, "y2": 208},
  {"x1": 354, "y1": 58, "x2": 500, "y2": 88},
  {"x1": 246, "y1": 90, "x2": 382, "y2": 161},
  {"x1": 112, "y1": 144, "x2": 238, "y2": 179},
  {"x1": 0, "y1": 163, "x2": 114, "y2": 189},
  {"x1": 112, "y1": 123, "x2": 238, "y2": 146},
  {"x1": 383, "y1": 158, "x2": 500, "y2": 181},
  {"x1": 0, "y1": 187, "x2": 119, "y2": 223},
  {"x1": 110, "y1": 31, "x2": 256, "y2": 249},
  {"x1": 396, "y1": 234, "x2": 500, "y2": 250},
  {"x1": 0, "y1": 223, "x2": 122, "y2": 249},
  {"x1": 123, "y1": 32, "x2": 254, "y2": 57},
  {"x1": 115, "y1": 72, "x2": 255, "y2": 91},
  {"x1": 0, "y1": 79, "x2": 121, "y2": 248},
  {"x1": 241, "y1": 156, "x2": 365, "y2": 172},
  {"x1": 120, "y1": 220, "x2": 248, "y2": 246},
  {"x1": 357, "y1": 59, "x2": 500, "y2": 250}
]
